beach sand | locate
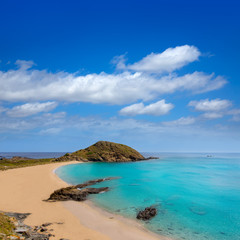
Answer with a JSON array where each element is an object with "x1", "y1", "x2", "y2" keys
[{"x1": 0, "y1": 162, "x2": 171, "y2": 240}]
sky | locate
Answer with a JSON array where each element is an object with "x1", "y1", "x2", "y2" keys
[{"x1": 0, "y1": 0, "x2": 239, "y2": 152}]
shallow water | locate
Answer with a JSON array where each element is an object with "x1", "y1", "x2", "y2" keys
[{"x1": 56, "y1": 153, "x2": 240, "y2": 240}]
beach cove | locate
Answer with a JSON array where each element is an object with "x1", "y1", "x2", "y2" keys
[
  {"x1": 56, "y1": 153, "x2": 240, "y2": 240},
  {"x1": 0, "y1": 161, "x2": 169, "y2": 240}
]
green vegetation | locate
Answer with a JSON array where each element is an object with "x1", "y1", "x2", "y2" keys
[
  {"x1": 0, "y1": 141, "x2": 145, "y2": 170},
  {"x1": 0, "y1": 157, "x2": 55, "y2": 171},
  {"x1": 58, "y1": 141, "x2": 144, "y2": 162},
  {"x1": 0, "y1": 213, "x2": 15, "y2": 239}
]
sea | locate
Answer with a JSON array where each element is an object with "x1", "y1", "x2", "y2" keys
[{"x1": 2, "y1": 152, "x2": 240, "y2": 240}]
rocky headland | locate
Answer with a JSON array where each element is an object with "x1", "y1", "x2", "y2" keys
[{"x1": 55, "y1": 141, "x2": 157, "y2": 162}]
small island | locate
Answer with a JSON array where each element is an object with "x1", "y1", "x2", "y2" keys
[{"x1": 55, "y1": 141, "x2": 157, "y2": 162}]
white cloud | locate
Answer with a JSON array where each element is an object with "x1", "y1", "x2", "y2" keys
[
  {"x1": 7, "y1": 101, "x2": 57, "y2": 117},
  {"x1": 39, "y1": 127, "x2": 61, "y2": 135},
  {"x1": 163, "y1": 117, "x2": 196, "y2": 126},
  {"x1": 0, "y1": 62, "x2": 226, "y2": 105},
  {"x1": 188, "y1": 99, "x2": 240, "y2": 120},
  {"x1": 1, "y1": 109, "x2": 239, "y2": 152},
  {"x1": 189, "y1": 98, "x2": 232, "y2": 112},
  {"x1": 15, "y1": 60, "x2": 35, "y2": 70},
  {"x1": 202, "y1": 112, "x2": 224, "y2": 119},
  {"x1": 228, "y1": 109, "x2": 240, "y2": 115},
  {"x1": 119, "y1": 100, "x2": 174, "y2": 116},
  {"x1": 0, "y1": 112, "x2": 66, "y2": 132},
  {"x1": 118, "y1": 45, "x2": 200, "y2": 73},
  {"x1": 228, "y1": 109, "x2": 240, "y2": 121}
]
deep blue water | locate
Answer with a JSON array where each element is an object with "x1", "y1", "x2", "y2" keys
[{"x1": 55, "y1": 153, "x2": 240, "y2": 240}]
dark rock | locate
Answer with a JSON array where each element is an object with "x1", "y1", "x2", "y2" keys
[
  {"x1": 40, "y1": 227, "x2": 47, "y2": 232},
  {"x1": 75, "y1": 177, "x2": 118, "y2": 189},
  {"x1": 144, "y1": 156, "x2": 158, "y2": 160},
  {"x1": 47, "y1": 186, "x2": 109, "y2": 201},
  {"x1": 2, "y1": 211, "x2": 31, "y2": 221},
  {"x1": 29, "y1": 232, "x2": 49, "y2": 240},
  {"x1": 1, "y1": 211, "x2": 50, "y2": 240},
  {"x1": 136, "y1": 207, "x2": 157, "y2": 220},
  {"x1": 41, "y1": 222, "x2": 52, "y2": 227},
  {"x1": 48, "y1": 233, "x2": 55, "y2": 237},
  {"x1": 46, "y1": 177, "x2": 116, "y2": 202}
]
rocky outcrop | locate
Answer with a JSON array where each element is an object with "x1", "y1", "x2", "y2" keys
[
  {"x1": 0, "y1": 211, "x2": 51, "y2": 240},
  {"x1": 46, "y1": 177, "x2": 117, "y2": 202},
  {"x1": 136, "y1": 207, "x2": 157, "y2": 220},
  {"x1": 55, "y1": 141, "x2": 156, "y2": 162}
]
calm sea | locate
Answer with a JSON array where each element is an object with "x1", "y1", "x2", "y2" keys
[
  {"x1": 0, "y1": 152, "x2": 66, "y2": 159},
  {"x1": 55, "y1": 153, "x2": 240, "y2": 240}
]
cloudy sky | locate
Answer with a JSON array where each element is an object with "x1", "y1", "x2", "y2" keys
[{"x1": 0, "y1": 0, "x2": 239, "y2": 152}]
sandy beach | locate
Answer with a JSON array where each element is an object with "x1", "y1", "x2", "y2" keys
[{"x1": 0, "y1": 161, "x2": 171, "y2": 240}]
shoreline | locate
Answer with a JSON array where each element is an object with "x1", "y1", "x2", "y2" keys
[
  {"x1": 0, "y1": 161, "x2": 171, "y2": 240},
  {"x1": 54, "y1": 162, "x2": 171, "y2": 240}
]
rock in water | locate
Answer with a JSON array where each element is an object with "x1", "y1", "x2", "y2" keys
[
  {"x1": 137, "y1": 207, "x2": 157, "y2": 220},
  {"x1": 55, "y1": 141, "x2": 147, "y2": 162},
  {"x1": 46, "y1": 177, "x2": 116, "y2": 202}
]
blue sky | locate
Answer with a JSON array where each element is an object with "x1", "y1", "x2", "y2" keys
[{"x1": 0, "y1": 0, "x2": 239, "y2": 152}]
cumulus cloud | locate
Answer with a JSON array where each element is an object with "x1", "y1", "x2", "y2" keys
[
  {"x1": 6, "y1": 101, "x2": 57, "y2": 117},
  {"x1": 117, "y1": 45, "x2": 200, "y2": 73},
  {"x1": 0, "y1": 63, "x2": 226, "y2": 104},
  {"x1": 188, "y1": 98, "x2": 240, "y2": 120},
  {"x1": 188, "y1": 98, "x2": 232, "y2": 112},
  {"x1": 119, "y1": 100, "x2": 174, "y2": 116}
]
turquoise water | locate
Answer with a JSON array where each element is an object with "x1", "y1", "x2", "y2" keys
[{"x1": 56, "y1": 153, "x2": 240, "y2": 240}]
